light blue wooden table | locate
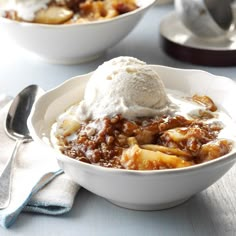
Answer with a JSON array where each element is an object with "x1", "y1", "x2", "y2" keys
[{"x1": 0, "y1": 3, "x2": 235, "y2": 236}]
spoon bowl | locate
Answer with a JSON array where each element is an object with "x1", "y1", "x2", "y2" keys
[
  {"x1": 5, "y1": 85, "x2": 42, "y2": 141},
  {"x1": 0, "y1": 85, "x2": 44, "y2": 209},
  {"x1": 175, "y1": 0, "x2": 234, "y2": 38}
]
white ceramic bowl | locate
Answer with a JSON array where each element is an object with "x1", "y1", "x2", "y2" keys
[
  {"x1": 0, "y1": 0, "x2": 155, "y2": 64},
  {"x1": 175, "y1": 0, "x2": 234, "y2": 38},
  {"x1": 28, "y1": 65, "x2": 236, "y2": 210}
]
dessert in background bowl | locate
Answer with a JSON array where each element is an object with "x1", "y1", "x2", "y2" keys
[
  {"x1": 1, "y1": 0, "x2": 140, "y2": 24},
  {"x1": 0, "y1": 0, "x2": 156, "y2": 64},
  {"x1": 28, "y1": 57, "x2": 236, "y2": 210}
]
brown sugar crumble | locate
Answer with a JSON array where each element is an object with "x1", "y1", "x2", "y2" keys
[{"x1": 56, "y1": 114, "x2": 232, "y2": 170}]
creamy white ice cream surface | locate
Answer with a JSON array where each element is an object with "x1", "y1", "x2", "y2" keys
[{"x1": 76, "y1": 56, "x2": 172, "y2": 121}]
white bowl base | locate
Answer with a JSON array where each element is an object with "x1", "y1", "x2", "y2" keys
[{"x1": 108, "y1": 197, "x2": 190, "y2": 211}]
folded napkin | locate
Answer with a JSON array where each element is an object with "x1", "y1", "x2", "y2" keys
[{"x1": 0, "y1": 95, "x2": 80, "y2": 228}]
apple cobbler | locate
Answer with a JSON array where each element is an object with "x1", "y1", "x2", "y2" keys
[
  {"x1": 54, "y1": 95, "x2": 233, "y2": 170},
  {"x1": 3, "y1": 0, "x2": 139, "y2": 24}
]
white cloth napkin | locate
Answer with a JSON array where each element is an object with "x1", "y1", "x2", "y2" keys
[{"x1": 0, "y1": 95, "x2": 80, "y2": 228}]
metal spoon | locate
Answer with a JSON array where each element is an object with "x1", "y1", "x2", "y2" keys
[{"x1": 0, "y1": 85, "x2": 44, "y2": 209}]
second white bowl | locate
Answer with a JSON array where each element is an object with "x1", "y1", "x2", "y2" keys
[{"x1": 0, "y1": 0, "x2": 156, "y2": 64}]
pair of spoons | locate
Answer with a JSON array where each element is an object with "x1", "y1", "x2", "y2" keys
[{"x1": 0, "y1": 85, "x2": 56, "y2": 209}]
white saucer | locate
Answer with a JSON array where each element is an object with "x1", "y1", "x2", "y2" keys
[{"x1": 160, "y1": 12, "x2": 236, "y2": 66}]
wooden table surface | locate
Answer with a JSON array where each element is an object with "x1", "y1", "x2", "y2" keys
[{"x1": 0, "y1": 3, "x2": 235, "y2": 236}]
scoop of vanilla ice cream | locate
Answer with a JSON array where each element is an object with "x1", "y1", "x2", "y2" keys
[
  {"x1": 76, "y1": 57, "x2": 171, "y2": 120},
  {"x1": 82, "y1": 56, "x2": 146, "y2": 107}
]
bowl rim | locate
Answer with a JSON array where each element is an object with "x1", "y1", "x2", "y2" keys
[
  {"x1": 0, "y1": 0, "x2": 156, "y2": 28},
  {"x1": 28, "y1": 64, "x2": 236, "y2": 176}
]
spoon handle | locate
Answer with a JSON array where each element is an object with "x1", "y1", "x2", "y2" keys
[{"x1": 0, "y1": 138, "x2": 24, "y2": 209}]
